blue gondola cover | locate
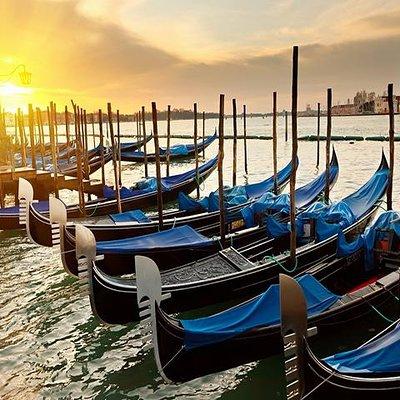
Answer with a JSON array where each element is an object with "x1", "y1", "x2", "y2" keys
[
  {"x1": 109, "y1": 210, "x2": 151, "y2": 223},
  {"x1": 96, "y1": 225, "x2": 213, "y2": 254},
  {"x1": 181, "y1": 274, "x2": 340, "y2": 349},
  {"x1": 324, "y1": 322, "x2": 400, "y2": 373}
]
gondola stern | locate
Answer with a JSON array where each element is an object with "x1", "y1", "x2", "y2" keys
[
  {"x1": 135, "y1": 255, "x2": 172, "y2": 383},
  {"x1": 49, "y1": 196, "x2": 67, "y2": 248},
  {"x1": 75, "y1": 224, "x2": 101, "y2": 305},
  {"x1": 280, "y1": 274, "x2": 316, "y2": 400},
  {"x1": 379, "y1": 149, "x2": 389, "y2": 171}
]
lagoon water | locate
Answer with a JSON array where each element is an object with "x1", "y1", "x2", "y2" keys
[{"x1": 1, "y1": 114, "x2": 400, "y2": 399}]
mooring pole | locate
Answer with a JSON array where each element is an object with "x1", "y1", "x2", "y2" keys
[
  {"x1": 272, "y1": 92, "x2": 278, "y2": 194},
  {"x1": 316, "y1": 102, "x2": 321, "y2": 167},
  {"x1": 91, "y1": 112, "x2": 96, "y2": 147},
  {"x1": 202, "y1": 111, "x2": 206, "y2": 158},
  {"x1": 218, "y1": 94, "x2": 226, "y2": 244},
  {"x1": 98, "y1": 109, "x2": 106, "y2": 187},
  {"x1": 232, "y1": 98, "x2": 238, "y2": 187},
  {"x1": 17, "y1": 109, "x2": 27, "y2": 167},
  {"x1": 285, "y1": 110, "x2": 288, "y2": 142},
  {"x1": 36, "y1": 108, "x2": 45, "y2": 169},
  {"x1": 72, "y1": 103, "x2": 86, "y2": 216},
  {"x1": 243, "y1": 104, "x2": 248, "y2": 175},
  {"x1": 64, "y1": 106, "x2": 71, "y2": 164},
  {"x1": 107, "y1": 103, "x2": 122, "y2": 213},
  {"x1": 47, "y1": 105, "x2": 59, "y2": 197},
  {"x1": 387, "y1": 83, "x2": 395, "y2": 211},
  {"x1": 324, "y1": 89, "x2": 332, "y2": 203},
  {"x1": 83, "y1": 109, "x2": 90, "y2": 179},
  {"x1": 194, "y1": 103, "x2": 200, "y2": 198},
  {"x1": 290, "y1": 46, "x2": 299, "y2": 266},
  {"x1": 152, "y1": 102, "x2": 164, "y2": 230},
  {"x1": 166, "y1": 105, "x2": 171, "y2": 177},
  {"x1": 141, "y1": 106, "x2": 148, "y2": 178},
  {"x1": 117, "y1": 109, "x2": 122, "y2": 187},
  {"x1": 28, "y1": 104, "x2": 37, "y2": 170}
]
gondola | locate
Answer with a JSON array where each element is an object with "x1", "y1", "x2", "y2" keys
[
  {"x1": 119, "y1": 134, "x2": 153, "y2": 152},
  {"x1": 59, "y1": 151, "x2": 338, "y2": 276},
  {"x1": 9, "y1": 156, "x2": 219, "y2": 236},
  {"x1": 16, "y1": 156, "x2": 294, "y2": 243},
  {"x1": 120, "y1": 133, "x2": 216, "y2": 162},
  {"x1": 76, "y1": 152, "x2": 389, "y2": 325},
  {"x1": 280, "y1": 260, "x2": 400, "y2": 399}
]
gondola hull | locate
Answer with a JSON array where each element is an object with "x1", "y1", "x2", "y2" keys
[
  {"x1": 152, "y1": 259, "x2": 400, "y2": 382},
  {"x1": 301, "y1": 343, "x2": 400, "y2": 399},
  {"x1": 87, "y1": 204, "x2": 379, "y2": 325}
]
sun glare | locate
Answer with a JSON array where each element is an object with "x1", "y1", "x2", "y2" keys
[
  {"x1": 0, "y1": 83, "x2": 34, "y2": 113},
  {"x1": 0, "y1": 83, "x2": 32, "y2": 96}
]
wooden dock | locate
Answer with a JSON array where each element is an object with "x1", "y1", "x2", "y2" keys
[{"x1": 0, "y1": 166, "x2": 104, "y2": 202}]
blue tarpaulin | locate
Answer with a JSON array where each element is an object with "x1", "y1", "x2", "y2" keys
[
  {"x1": 0, "y1": 200, "x2": 50, "y2": 215},
  {"x1": 315, "y1": 157, "x2": 389, "y2": 242},
  {"x1": 336, "y1": 211, "x2": 400, "y2": 270},
  {"x1": 109, "y1": 209, "x2": 151, "y2": 223},
  {"x1": 325, "y1": 322, "x2": 400, "y2": 373},
  {"x1": 96, "y1": 225, "x2": 213, "y2": 254},
  {"x1": 103, "y1": 156, "x2": 218, "y2": 199},
  {"x1": 181, "y1": 274, "x2": 340, "y2": 349},
  {"x1": 241, "y1": 156, "x2": 339, "y2": 229},
  {"x1": 178, "y1": 159, "x2": 294, "y2": 213}
]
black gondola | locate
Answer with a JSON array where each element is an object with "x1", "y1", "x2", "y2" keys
[
  {"x1": 15, "y1": 157, "x2": 294, "y2": 244},
  {"x1": 120, "y1": 133, "x2": 216, "y2": 162},
  {"x1": 0, "y1": 156, "x2": 218, "y2": 232},
  {"x1": 57, "y1": 151, "x2": 338, "y2": 276},
  {"x1": 75, "y1": 153, "x2": 389, "y2": 325},
  {"x1": 280, "y1": 265, "x2": 400, "y2": 399}
]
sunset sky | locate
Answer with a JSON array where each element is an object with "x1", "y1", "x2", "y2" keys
[{"x1": 1, "y1": 0, "x2": 400, "y2": 113}]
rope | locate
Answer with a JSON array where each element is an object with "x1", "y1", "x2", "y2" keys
[
  {"x1": 171, "y1": 217, "x2": 177, "y2": 229},
  {"x1": 196, "y1": 174, "x2": 206, "y2": 191},
  {"x1": 369, "y1": 304, "x2": 395, "y2": 323},
  {"x1": 262, "y1": 253, "x2": 297, "y2": 273}
]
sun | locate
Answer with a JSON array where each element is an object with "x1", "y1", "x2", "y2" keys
[
  {"x1": 0, "y1": 83, "x2": 33, "y2": 96},
  {"x1": 0, "y1": 83, "x2": 34, "y2": 113}
]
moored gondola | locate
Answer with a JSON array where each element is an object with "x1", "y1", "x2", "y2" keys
[
  {"x1": 15, "y1": 157, "x2": 294, "y2": 243},
  {"x1": 1, "y1": 155, "x2": 218, "y2": 232},
  {"x1": 120, "y1": 133, "x2": 216, "y2": 162},
  {"x1": 58, "y1": 151, "x2": 338, "y2": 276},
  {"x1": 76, "y1": 153, "x2": 389, "y2": 325},
  {"x1": 280, "y1": 265, "x2": 400, "y2": 399},
  {"x1": 74, "y1": 209, "x2": 400, "y2": 383}
]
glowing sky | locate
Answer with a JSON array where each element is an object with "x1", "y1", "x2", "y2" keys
[{"x1": 1, "y1": 0, "x2": 400, "y2": 112}]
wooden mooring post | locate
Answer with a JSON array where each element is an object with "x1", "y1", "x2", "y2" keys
[
  {"x1": 141, "y1": 106, "x2": 148, "y2": 178},
  {"x1": 194, "y1": 103, "x2": 200, "y2": 198},
  {"x1": 152, "y1": 102, "x2": 164, "y2": 230},
  {"x1": 324, "y1": 89, "x2": 332, "y2": 203},
  {"x1": 387, "y1": 83, "x2": 395, "y2": 211},
  {"x1": 272, "y1": 92, "x2": 278, "y2": 194},
  {"x1": 232, "y1": 99, "x2": 238, "y2": 187},
  {"x1": 290, "y1": 46, "x2": 298, "y2": 266},
  {"x1": 316, "y1": 102, "x2": 321, "y2": 167},
  {"x1": 218, "y1": 94, "x2": 226, "y2": 244},
  {"x1": 117, "y1": 109, "x2": 122, "y2": 187},
  {"x1": 166, "y1": 105, "x2": 171, "y2": 177},
  {"x1": 28, "y1": 104, "x2": 37, "y2": 170},
  {"x1": 98, "y1": 109, "x2": 106, "y2": 186},
  {"x1": 108, "y1": 103, "x2": 122, "y2": 214},
  {"x1": 243, "y1": 104, "x2": 248, "y2": 175},
  {"x1": 202, "y1": 111, "x2": 206, "y2": 158}
]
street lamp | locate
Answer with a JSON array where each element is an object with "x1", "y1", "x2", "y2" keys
[{"x1": 0, "y1": 64, "x2": 32, "y2": 85}]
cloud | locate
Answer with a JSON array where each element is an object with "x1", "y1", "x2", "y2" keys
[{"x1": 0, "y1": 0, "x2": 399, "y2": 112}]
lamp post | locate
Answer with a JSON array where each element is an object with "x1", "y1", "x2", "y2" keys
[{"x1": 0, "y1": 64, "x2": 32, "y2": 85}]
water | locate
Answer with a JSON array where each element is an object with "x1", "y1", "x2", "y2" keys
[{"x1": 1, "y1": 115, "x2": 400, "y2": 399}]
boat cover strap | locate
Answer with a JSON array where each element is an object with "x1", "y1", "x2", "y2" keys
[
  {"x1": 324, "y1": 322, "x2": 400, "y2": 373},
  {"x1": 96, "y1": 225, "x2": 213, "y2": 254},
  {"x1": 181, "y1": 274, "x2": 340, "y2": 349}
]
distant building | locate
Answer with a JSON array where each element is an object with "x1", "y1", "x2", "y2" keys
[
  {"x1": 332, "y1": 90, "x2": 399, "y2": 115},
  {"x1": 332, "y1": 103, "x2": 356, "y2": 115}
]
